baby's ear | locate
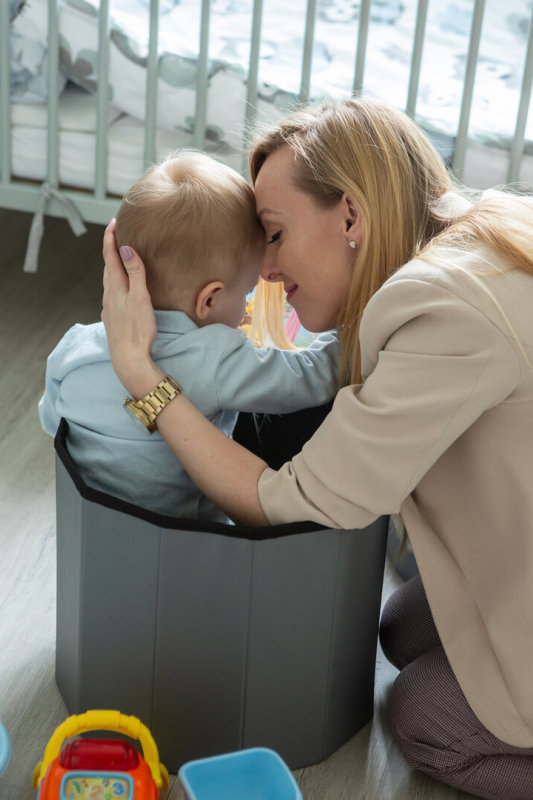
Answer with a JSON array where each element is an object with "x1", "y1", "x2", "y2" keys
[{"x1": 195, "y1": 280, "x2": 225, "y2": 321}]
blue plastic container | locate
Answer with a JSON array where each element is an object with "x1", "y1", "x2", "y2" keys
[
  {"x1": 0, "y1": 722, "x2": 11, "y2": 778},
  {"x1": 178, "y1": 747, "x2": 303, "y2": 800}
]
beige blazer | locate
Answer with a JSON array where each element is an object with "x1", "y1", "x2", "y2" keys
[{"x1": 258, "y1": 238, "x2": 533, "y2": 747}]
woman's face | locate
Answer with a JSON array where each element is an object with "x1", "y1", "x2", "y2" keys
[{"x1": 254, "y1": 145, "x2": 360, "y2": 332}]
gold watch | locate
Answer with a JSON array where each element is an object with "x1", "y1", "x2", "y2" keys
[{"x1": 124, "y1": 375, "x2": 183, "y2": 433}]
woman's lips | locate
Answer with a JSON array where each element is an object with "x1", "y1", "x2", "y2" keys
[{"x1": 285, "y1": 283, "x2": 298, "y2": 303}]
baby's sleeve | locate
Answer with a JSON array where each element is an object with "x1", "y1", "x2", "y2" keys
[
  {"x1": 38, "y1": 326, "x2": 79, "y2": 436},
  {"x1": 213, "y1": 328, "x2": 340, "y2": 413}
]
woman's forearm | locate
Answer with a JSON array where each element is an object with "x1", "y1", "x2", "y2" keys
[
  {"x1": 129, "y1": 363, "x2": 270, "y2": 525},
  {"x1": 155, "y1": 388, "x2": 270, "y2": 526},
  {"x1": 124, "y1": 359, "x2": 271, "y2": 525}
]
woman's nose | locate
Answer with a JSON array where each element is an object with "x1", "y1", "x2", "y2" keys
[{"x1": 260, "y1": 250, "x2": 282, "y2": 283}]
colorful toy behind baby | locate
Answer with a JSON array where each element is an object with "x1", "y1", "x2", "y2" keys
[{"x1": 33, "y1": 710, "x2": 168, "y2": 800}]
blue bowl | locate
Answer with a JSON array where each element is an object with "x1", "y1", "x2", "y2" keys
[
  {"x1": 0, "y1": 722, "x2": 11, "y2": 778},
  {"x1": 178, "y1": 748, "x2": 302, "y2": 800}
]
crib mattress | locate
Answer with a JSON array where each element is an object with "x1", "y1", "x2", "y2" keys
[{"x1": 10, "y1": 83, "x2": 533, "y2": 197}]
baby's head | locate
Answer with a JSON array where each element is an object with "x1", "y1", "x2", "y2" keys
[{"x1": 115, "y1": 151, "x2": 265, "y2": 327}]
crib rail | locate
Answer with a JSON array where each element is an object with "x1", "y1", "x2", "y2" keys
[
  {"x1": 1, "y1": 1, "x2": 12, "y2": 191},
  {"x1": 1, "y1": 0, "x2": 533, "y2": 252},
  {"x1": 1, "y1": 0, "x2": 119, "y2": 228}
]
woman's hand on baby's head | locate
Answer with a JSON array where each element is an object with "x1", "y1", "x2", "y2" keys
[{"x1": 102, "y1": 220, "x2": 160, "y2": 398}]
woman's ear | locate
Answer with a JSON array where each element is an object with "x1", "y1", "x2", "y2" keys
[
  {"x1": 342, "y1": 192, "x2": 363, "y2": 248},
  {"x1": 195, "y1": 280, "x2": 225, "y2": 321}
]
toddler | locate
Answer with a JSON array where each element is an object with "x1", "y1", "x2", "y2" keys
[{"x1": 39, "y1": 151, "x2": 339, "y2": 521}]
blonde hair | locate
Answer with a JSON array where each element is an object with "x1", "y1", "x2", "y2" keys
[
  {"x1": 249, "y1": 279, "x2": 297, "y2": 349},
  {"x1": 116, "y1": 150, "x2": 264, "y2": 304},
  {"x1": 249, "y1": 98, "x2": 533, "y2": 382}
]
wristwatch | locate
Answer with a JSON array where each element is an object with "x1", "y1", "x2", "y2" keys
[{"x1": 124, "y1": 375, "x2": 183, "y2": 433}]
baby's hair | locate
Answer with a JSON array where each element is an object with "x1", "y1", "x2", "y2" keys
[{"x1": 115, "y1": 150, "x2": 264, "y2": 305}]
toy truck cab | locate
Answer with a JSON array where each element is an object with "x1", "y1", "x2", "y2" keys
[{"x1": 34, "y1": 711, "x2": 168, "y2": 800}]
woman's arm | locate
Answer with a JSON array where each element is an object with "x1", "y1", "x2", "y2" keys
[{"x1": 101, "y1": 221, "x2": 270, "y2": 526}]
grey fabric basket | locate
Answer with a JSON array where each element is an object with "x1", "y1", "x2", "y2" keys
[{"x1": 54, "y1": 413, "x2": 388, "y2": 771}]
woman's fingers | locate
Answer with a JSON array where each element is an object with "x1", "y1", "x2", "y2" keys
[
  {"x1": 102, "y1": 219, "x2": 151, "y2": 307},
  {"x1": 102, "y1": 219, "x2": 128, "y2": 291},
  {"x1": 101, "y1": 220, "x2": 158, "y2": 396},
  {"x1": 116, "y1": 245, "x2": 150, "y2": 300}
]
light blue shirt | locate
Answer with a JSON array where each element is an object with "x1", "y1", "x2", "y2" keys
[{"x1": 39, "y1": 310, "x2": 340, "y2": 521}]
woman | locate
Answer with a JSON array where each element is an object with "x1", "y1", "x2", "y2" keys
[{"x1": 102, "y1": 98, "x2": 533, "y2": 799}]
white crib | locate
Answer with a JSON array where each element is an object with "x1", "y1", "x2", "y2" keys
[{"x1": 2, "y1": 0, "x2": 533, "y2": 271}]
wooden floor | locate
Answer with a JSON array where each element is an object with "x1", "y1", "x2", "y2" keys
[{"x1": 0, "y1": 209, "x2": 473, "y2": 799}]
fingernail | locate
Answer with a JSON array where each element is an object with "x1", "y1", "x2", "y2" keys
[{"x1": 119, "y1": 246, "x2": 133, "y2": 261}]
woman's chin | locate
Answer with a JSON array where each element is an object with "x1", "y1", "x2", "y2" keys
[{"x1": 295, "y1": 309, "x2": 336, "y2": 334}]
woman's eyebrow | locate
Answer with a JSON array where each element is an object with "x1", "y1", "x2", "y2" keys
[{"x1": 258, "y1": 207, "x2": 283, "y2": 221}]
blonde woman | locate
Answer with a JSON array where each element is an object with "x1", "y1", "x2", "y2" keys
[{"x1": 102, "y1": 98, "x2": 533, "y2": 799}]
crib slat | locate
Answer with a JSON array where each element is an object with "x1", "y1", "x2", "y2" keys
[
  {"x1": 245, "y1": 0, "x2": 264, "y2": 118},
  {"x1": 245, "y1": 0, "x2": 264, "y2": 123},
  {"x1": 193, "y1": 0, "x2": 211, "y2": 149},
  {"x1": 299, "y1": 0, "x2": 318, "y2": 104},
  {"x1": 353, "y1": 0, "x2": 371, "y2": 95},
  {"x1": 0, "y1": 1, "x2": 11, "y2": 185},
  {"x1": 406, "y1": 0, "x2": 429, "y2": 118},
  {"x1": 242, "y1": 0, "x2": 264, "y2": 175},
  {"x1": 144, "y1": 0, "x2": 161, "y2": 167},
  {"x1": 46, "y1": 0, "x2": 61, "y2": 187},
  {"x1": 95, "y1": 0, "x2": 111, "y2": 200},
  {"x1": 452, "y1": 0, "x2": 486, "y2": 181},
  {"x1": 507, "y1": 8, "x2": 533, "y2": 185}
]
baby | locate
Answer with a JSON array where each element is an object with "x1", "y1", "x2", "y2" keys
[{"x1": 39, "y1": 151, "x2": 340, "y2": 521}]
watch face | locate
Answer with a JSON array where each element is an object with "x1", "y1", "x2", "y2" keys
[{"x1": 61, "y1": 772, "x2": 133, "y2": 799}]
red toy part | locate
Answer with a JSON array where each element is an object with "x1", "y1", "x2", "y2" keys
[{"x1": 60, "y1": 739, "x2": 140, "y2": 772}]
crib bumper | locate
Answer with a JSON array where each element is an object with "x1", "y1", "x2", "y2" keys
[{"x1": 54, "y1": 418, "x2": 388, "y2": 772}]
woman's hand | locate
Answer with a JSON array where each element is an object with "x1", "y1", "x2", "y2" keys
[{"x1": 101, "y1": 220, "x2": 163, "y2": 398}]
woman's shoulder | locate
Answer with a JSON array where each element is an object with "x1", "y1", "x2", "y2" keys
[
  {"x1": 381, "y1": 239, "x2": 523, "y2": 305},
  {"x1": 361, "y1": 241, "x2": 532, "y2": 358},
  {"x1": 384, "y1": 242, "x2": 489, "y2": 287}
]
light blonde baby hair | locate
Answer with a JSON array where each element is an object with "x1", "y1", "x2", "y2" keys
[
  {"x1": 249, "y1": 97, "x2": 533, "y2": 382},
  {"x1": 116, "y1": 150, "x2": 264, "y2": 306}
]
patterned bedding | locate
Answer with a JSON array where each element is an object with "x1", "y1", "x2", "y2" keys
[{"x1": 8, "y1": 0, "x2": 533, "y2": 175}]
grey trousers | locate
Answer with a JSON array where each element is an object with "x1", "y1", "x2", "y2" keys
[{"x1": 379, "y1": 575, "x2": 533, "y2": 800}]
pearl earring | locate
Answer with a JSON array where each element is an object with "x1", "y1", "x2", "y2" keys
[{"x1": 348, "y1": 240, "x2": 356, "y2": 249}]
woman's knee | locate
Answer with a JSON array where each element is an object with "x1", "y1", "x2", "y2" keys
[
  {"x1": 379, "y1": 574, "x2": 440, "y2": 670},
  {"x1": 386, "y1": 648, "x2": 533, "y2": 800}
]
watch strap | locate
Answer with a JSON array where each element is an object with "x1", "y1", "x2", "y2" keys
[{"x1": 124, "y1": 375, "x2": 183, "y2": 433}]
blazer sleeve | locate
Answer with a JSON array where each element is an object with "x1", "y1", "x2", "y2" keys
[
  {"x1": 257, "y1": 278, "x2": 521, "y2": 527},
  {"x1": 213, "y1": 329, "x2": 340, "y2": 413}
]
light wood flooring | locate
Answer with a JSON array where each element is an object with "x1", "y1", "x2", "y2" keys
[{"x1": 0, "y1": 209, "x2": 474, "y2": 799}]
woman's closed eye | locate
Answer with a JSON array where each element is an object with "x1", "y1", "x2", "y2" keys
[{"x1": 267, "y1": 231, "x2": 281, "y2": 245}]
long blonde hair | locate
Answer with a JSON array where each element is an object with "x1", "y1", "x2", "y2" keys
[
  {"x1": 249, "y1": 98, "x2": 533, "y2": 383},
  {"x1": 248, "y1": 279, "x2": 297, "y2": 349}
]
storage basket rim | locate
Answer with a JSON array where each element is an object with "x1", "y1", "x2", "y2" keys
[{"x1": 54, "y1": 418, "x2": 325, "y2": 541}]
